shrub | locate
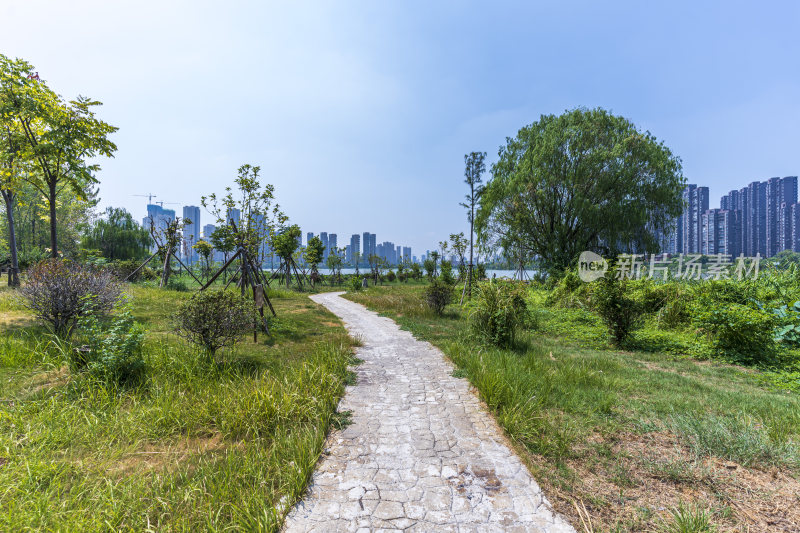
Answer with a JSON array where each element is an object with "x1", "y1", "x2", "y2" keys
[
  {"x1": 424, "y1": 278, "x2": 453, "y2": 315},
  {"x1": 475, "y1": 263, "x2": 487, "y2": 281},
  {"x1": 594, "y1": 275, "x2": 641, "y2": 347},
  {"x1": 174, "y1": 289, "x2": 253, "y2": 355},
  {"x1": 468, "y1": 281, "x2": 529, "y2": 347},
  {"x1": 349, "y1": 275, "x2": 362, "y2": 292},
  {"x1": 440, "y1": 260, "x2": 456, "y2": 285},
  {"x1": 75, "y1": 303, "x2": 145, "y2": 386},
  {"x1": 166, "y1": 277, "x2": 189, "y2": 292},
  {"x1": 693, "y1": 302, "x2": 776, "y2": 365},
  {"x1": 386, "y1": 270, "x2": 396, "y2": 282},
  {"x1": 546, "y1": 269, "x2": 590, "y2": 308},
  {"x1": 19, "y1": 259, "x2": 122, "y2": 338},
  {"x1": 423, "y1": 258, "x2": 436, "y2": 279},
  {"x1": 109, "y1": 258, "x2": 144, "y2": 281},
  {"x1": 410, "y1": 263, "x2": 423, "y2": 280}
]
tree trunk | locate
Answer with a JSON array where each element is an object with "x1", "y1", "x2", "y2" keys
[
  {"x1": 468, "y1": 205, "x2": 474, "y2": 299},
  {"x1": 2, "y1": 191, "x2": 20, "y2": 287},
  {"x1": 160, "y1": 248, "x2": 171, "y2": 288},
  {"x1": 48, "y1": 182, "x2": 58, "y2": 258}
]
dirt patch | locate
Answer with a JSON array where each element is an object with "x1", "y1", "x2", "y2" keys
[
  {"x1": 108, "y1": 433, "x2": 231, "y2": 476},
  {"x1": 0, "y1": 311, "x2": 35, "y2": 330},
  {"x1": 29, "y1": 366, "x2": 70, "y2": 394},
  {"x1": 528, "y1": 430, "x2": 800, "y2": 532}
]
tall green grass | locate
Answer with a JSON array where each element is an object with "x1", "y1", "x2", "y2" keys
[{"x1": 0, "y1": 285, "x2": 357, "y2": 532}]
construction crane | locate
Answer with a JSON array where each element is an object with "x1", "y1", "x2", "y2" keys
[
  {"x1": 134, "y1": 193, "x2": 157, "y2": 204},
  {"x1": 155, "y1": 201, "x2": 179, "y2": 208}
]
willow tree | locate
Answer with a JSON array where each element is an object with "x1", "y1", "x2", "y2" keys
[
  {"x1": 81, "y1": 207, "x2": 151, "y2": 261},
  {"x1": 476, "y1": 108, "x2": 684, "y2": 275},
  {"x1": 0, "y1": 54, "x2": 117, "y2": 258}
]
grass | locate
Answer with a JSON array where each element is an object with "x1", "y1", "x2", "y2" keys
[
  {"x1": 0, "y1": 281, "x2": 358, "y2": 532},
  {"x1": 345, "y1": 283, "x2": 800, "y2": 532}
]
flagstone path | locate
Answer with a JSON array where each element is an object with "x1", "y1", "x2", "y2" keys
[{"x1": 283, "y1": 291, "x2": 574, "y2": 533}]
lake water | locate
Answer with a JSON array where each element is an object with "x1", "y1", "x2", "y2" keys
[{"x1": 263, "y1": 268, "x2": 527, "y2": 279}]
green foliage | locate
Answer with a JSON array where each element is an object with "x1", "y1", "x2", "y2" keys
[
  {"x1": 476, "y1": 107, "x2": 684, "y2": 273},
  {"x1": 594, "y1": 275, "x2": 642, "y2": 347},
  {"x1": 423, "y1": 257, "x2": 435, "y2": 279},
  {"x1": 75, "y1": 303, "x2": 145, "y2": 386},
  {"x1": 272, "y1": 225, "x2": 301, "y2": 262},
  {"x1": 439, "y1": 260, "x2": 456, "y2": 285},
  {"x1": 424, "y1": 278, "x2": 453, "y2": 315},
  {"x1": 659, "y1": 502, "x2": 715, "y2": 533},
  {"x1": 468, "y1": 280, "x2": 529, "y2": 347},
  {"x1": 692, "y1": 303, "x2": 776, "y2": 365},
  {"x1": 174, "y1": 289, "x2": 253, "y2": 355},
  {"x1": 19, "y1": 259, "x2": 122, "y2": 338},
  {"x1": 410, "y1": 262, "x2": 422, "y2": 280},
  {"x1": 349, "y1": 275, "x2": 362, "y2": 292},
  {"x1": 304, "y1": 235, "x2": 325, "y2": 271},
  {"x1": 545, "y1": 269, "x2": 590, "y2": 308},
  {"x1": 771, "y1": 301, "x2": 800, "y2": 346},
  {"x1": 386, "y1": 270, "x2": 396, "y2": 282},
  {"x1": 0, "y1": 53, "x2": 118, "y2": 258},
  {"x1": 474, "y1": 263, "x2": 487, "y2": 281},
  {"x1": 81, "y1": 207, "x2": 151, "y2": 261},
  {"x1": 201, "y1": 164, "x2": 286, "y2": 261}
]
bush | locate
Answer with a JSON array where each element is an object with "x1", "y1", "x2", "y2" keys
[
  {"x1": 166, "y1": 277, "x2": 189, "y2": 292},
  {"x1": 468, "y1": 281, "x2": 529, "y2": 347},
  {"x1": 174, "y1": 289, "x2": 253, "y2": 355},
  {"x1": 386, "y1": 270, "x2": 396, "y2": 282},
  {"x1": 19, "y1": 259, "x2": 122, "y2": 338},
  {"x1": 109, "y1": 258, "x2": 144, "y2": 281},
  {"x1": 693, "y1": 302, "x2": 777, "y2": 365},
  {"x1": 546, "y1": 269, "x2": 590, "y2": 308},
  {"x1": 594, "y1": 275, "x2": 641, "y2": 347},
  {"x1": 440, "y1": 260, "x2": 456, "y2": 285},
  {"x1": 424, "y1": 278, "x2": 453, "y2": 315},
  {"x1": 75, "y1": 303, "x2": 145, "y2": 386},
  {"x1": 349, "y1": 275, "x2": 362, "y2": 292},
  {"x1": 475, "y1": 263, "x2": 487, "y2": 281}
]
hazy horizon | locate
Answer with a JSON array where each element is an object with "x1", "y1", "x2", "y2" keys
[{"x1": 4, "y1": 0, "x2": 799, "y2": 253}]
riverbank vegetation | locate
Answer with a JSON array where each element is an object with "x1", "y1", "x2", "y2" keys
[
  {"x1": 0, "y1": 279, "x2": 358, "y2": 531},
  {"x1": 345, "y1": 273, "x2": 800, "y2": 532}
]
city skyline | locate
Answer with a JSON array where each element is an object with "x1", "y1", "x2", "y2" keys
[
  {"x1": 667, "y1": 175, "x2": 800, "y2": 258},
  {"x1": 6, "y1": 2, "x2": 800, "y2": 255}
]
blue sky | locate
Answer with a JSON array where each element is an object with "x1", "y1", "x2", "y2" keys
[{"x1": 3, "y1": 1, "x2": 799, "y2": 254}]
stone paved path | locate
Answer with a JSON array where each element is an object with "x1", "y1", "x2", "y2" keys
[{"x1": 283, "y1": 292, "x2": 574, "y2": 533}]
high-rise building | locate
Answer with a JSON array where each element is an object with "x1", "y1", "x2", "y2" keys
[
  {"x1": 403, "y1": 246, "x2": 411, "y2": 262},
  {"x1": 350, "y1": 234, "x2": 361, "y2": 264},
  {"x1": 701, "y1": 209, "x2": 739, "y2": 257},
  {"x1": 680, "y1": 185, "x2": 709, "y2": 254},
  {"x1": 766, "y1": 176, "x2": 798, "y2": 256},
  {"x1": 329, "y1": 234, "x2": 337, "y2": 254},
  {"x1": 307, "y1": 232, "x2": 314, "y2": 246},
  {"x1": 320, "y1": 232, "x2": 328, "y2": 259},
  {"x1": 182, "y1": 206, "x2": 201, "y2": 263},
  {"x1": 142, "y1": 204, "x2": 176, "y2": 251}
]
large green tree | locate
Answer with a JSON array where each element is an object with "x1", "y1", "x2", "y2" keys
[
  {"x1": 476, "y1": 108, "x2": 684, "y2": 274},
  {"x1": 81, "y1": 207, "x2": 151, "y2": 261},
  {"x1": 0, "y1": 54, "x2": 117, "y2": 258}
]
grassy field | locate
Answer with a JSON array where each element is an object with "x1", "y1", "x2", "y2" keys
[
  {"x1": 345, "y1": 283, "x2": 800, "y2": 532},
  {"x1": 0, "y1": 281, "x2": 358, "y2": 532}
]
